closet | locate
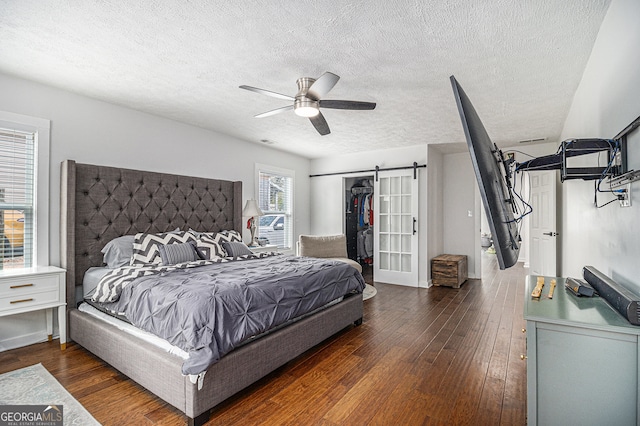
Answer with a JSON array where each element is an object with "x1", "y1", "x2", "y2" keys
[
  {"x1": 311, "y1": 162, "x2": 423, "y2": 287},
  {"x1": 345, "y1": 176, "x2": 374, "y2": 268}
]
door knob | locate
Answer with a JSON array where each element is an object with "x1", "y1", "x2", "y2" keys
[{"x1": 543, "y1": 232, "x2": 558, "y2": 237}]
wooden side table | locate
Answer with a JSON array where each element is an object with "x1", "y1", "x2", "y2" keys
[
  {"x1": 431, "y1": 254, "x2": 467, "y2": 288},
  {"x1": 0, "y1": 266, "x2": 67, "y2": 349}
]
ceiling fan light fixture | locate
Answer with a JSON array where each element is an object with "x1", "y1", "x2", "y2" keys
[
  {"x1": 294, "y1": 98, "x2": 319, "y2": 117},
  {"x1": 295, "y1": 106, "x2": 319, "y2": 117}
]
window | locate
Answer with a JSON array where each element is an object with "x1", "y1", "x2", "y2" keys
[
  {"x1": 0, "y1": 112, "x2": 50, "y2": 269},
  {"x1": 256, "y1": 165, "x2": 293, "y2": 250}
]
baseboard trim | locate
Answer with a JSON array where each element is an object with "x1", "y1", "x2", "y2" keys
[{"x1": 0, "y1": 330, "x2": 51, "y2": 351}]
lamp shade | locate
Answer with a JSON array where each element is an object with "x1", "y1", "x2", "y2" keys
[{"x1": 242, "y1": 199, "x2": 264, "y2": 217}]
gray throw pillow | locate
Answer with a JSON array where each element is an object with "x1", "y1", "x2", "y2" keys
[
  {"x1": 222, "y1": 241, "x2": 254, "y2": 257},
  {"x1": 101, "y1": 235, "x2": 135, "y2": 268},
  {"x1": 158, "y1": 241, "x2": 199, "y2": 265}
]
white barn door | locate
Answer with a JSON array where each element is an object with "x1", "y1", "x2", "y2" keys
[{"x1": 374, "y1": 169, "x2": 419, "y2": 286}]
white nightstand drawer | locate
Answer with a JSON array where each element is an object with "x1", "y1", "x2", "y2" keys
[
  {"x1": 0, "y1": 288, "x2": 60, "y2": 312},
  {"x1": 0, "y1": 274, "x2": 60, "y2": 296}
]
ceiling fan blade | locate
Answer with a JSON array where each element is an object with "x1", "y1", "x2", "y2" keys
[
  {"x1": 239, "y1": 85, "x2": 295, "y2": 101},
  {"x1": 320, "y1": 100, "x2": 377, "y2": 110},
  {"x1": 254, "y1": 105, "x2": 294, "y2": 118},
  {"x1": 309, "y1": 112, "x2": 331, "y2": 135},
  {"x1": 306, "y1": 72, "x2": 340, "y2": 101}
]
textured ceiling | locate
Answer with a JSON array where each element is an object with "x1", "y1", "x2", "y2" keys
[{"x1": 0, "y1": 0, "x2": 611, "y2": 159}]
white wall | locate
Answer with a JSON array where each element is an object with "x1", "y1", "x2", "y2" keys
[
  {"x1": 310, "y1": 145, "x2": 429, "y2": 287},
  {"x1": 426, "y1": 146, "x2": 444, "y2": 283},
  {"x1": 0, "y1": 72, "x2": 311, "y2": 350},
  {"x1": 442, "y1": 152, "x2": 479, "y2": 277},
  {"x1": 559, "y1": 0, "x2": 640, "y2": 289}
]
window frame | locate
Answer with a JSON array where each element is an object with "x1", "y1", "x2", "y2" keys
[
  {"x1": 255, "y1": 163, "x2": 294, "y2": 251},
  {"x1": 0, "y1": 111, "x2": 50, "y2": 267}
]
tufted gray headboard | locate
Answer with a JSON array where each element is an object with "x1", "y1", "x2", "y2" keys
[{"x1": 60, "y1": 160, "x2": 242, "y2": 314}]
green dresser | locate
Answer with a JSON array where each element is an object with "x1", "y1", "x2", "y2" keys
[{"x1": 524, "y1": 275, "x2": 640, "y2": 426}]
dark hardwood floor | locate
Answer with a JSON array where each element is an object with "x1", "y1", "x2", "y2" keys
[{"x1": 0, "y1": 252, "x2": 527, "y2": 425}]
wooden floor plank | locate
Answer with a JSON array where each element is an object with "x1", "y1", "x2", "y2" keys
[
  {"x1": 0, "y1": 251, "x2": 527, "y2": 425},
  {"x1": 322, "y1": 347, "x2": 412, "y2": 425}
]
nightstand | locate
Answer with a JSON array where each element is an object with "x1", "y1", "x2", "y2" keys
[
  {"x1": 0, "y1": 266, "x2": 67, "y2": 350},
  {"x1": 250, "y1": 244, "x2": 278, "y2": 253}
]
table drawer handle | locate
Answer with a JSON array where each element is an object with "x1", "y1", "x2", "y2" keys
[
  {"x1": 10, "y1": 298, "x2": 34, "y2": 304},
  {"x1": 10, "y1": 284, "x2": 34, "y2": 289}
]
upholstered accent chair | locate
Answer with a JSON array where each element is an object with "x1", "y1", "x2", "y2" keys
[{"x1": 297, "y1": 234, "x2": 362, "y2": 274}]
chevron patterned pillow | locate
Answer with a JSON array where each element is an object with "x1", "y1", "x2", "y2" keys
[
  {"x1": 194, "y1": 230, "x2": 243, "y2": 259},
  {"x1": 219, "y1": 230, "x2": 242, "y2": 243},
  {"x1": 130, "y1": 231, "x2": 197, "y2": 265}
]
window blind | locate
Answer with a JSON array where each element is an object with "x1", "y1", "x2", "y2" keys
[
  {"x1": 257, "y1": 170, "x2": 293, "y2": 250},
  {"x1": 0, "y1": 127, "x2": 35, "y2": 269}
]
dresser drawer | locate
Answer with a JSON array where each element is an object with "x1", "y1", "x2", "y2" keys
[
  {"x1": 0, "y1": 288, "x2": 60, "y2": 312},
  {"x1": 0, "y1": 274, "x2": 60, "y2": 296}
]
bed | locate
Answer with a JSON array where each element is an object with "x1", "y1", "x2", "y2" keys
[{"x1": 60, "y1": 160, "x2": 364, "y2": 425}]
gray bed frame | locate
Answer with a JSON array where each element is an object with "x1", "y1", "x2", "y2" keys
[{"x1": 60, "y1": 160, "x2": 363, "y2": 425}]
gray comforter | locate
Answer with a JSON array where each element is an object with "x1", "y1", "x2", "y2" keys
[{"x1": 94, "y1": 254, "x2": 365, "y2": 375}]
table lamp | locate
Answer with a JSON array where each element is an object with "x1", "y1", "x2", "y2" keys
[{"x1": 242, "y1": 199, "x2": 264, "y2": 247}]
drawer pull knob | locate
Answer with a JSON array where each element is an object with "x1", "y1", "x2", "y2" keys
[
  {"x1": 520, "y1": 354, "x2": 527, "y2": 360},
  {"x1": 522, "y1": 328, "x2": 526, "y2": 333},
  {"x1": 10, "y1": 284, "x2": 34, "y2": 289},
  {"x1": 10, "y1": 298, "x2": 34, "y2": 304}
]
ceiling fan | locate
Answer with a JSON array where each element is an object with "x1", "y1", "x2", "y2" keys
[{"x1": 239, "y1": 72, "x2": 376, "y2": 135}]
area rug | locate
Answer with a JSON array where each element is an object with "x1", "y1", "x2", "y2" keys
[
  {"x1": 0, "y1": 363, "x2": 100, "y2": 425},
  {"x1": 363, "y1": 283, "x2": 377, "y2": 300}
]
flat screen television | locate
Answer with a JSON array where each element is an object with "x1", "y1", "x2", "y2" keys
[{"x1": 450, "y1": 75, "x2": 521, "y2": 269}]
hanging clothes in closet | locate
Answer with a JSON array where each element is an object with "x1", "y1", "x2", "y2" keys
[{"x1": 346, "y1": 179, "x2": 374, "y2": 265}]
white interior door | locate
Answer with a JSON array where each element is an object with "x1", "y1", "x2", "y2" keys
[
  {"x1": 374, "y1": 169, "x2": 419, "y2": 286},
  {"x1": 529, "y1": 171, "x2": 557, "y2": 276}
]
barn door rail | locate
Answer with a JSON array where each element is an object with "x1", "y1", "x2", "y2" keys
[{"x1": 309, "y1": 162, "x2": 426, "y2": 181}]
